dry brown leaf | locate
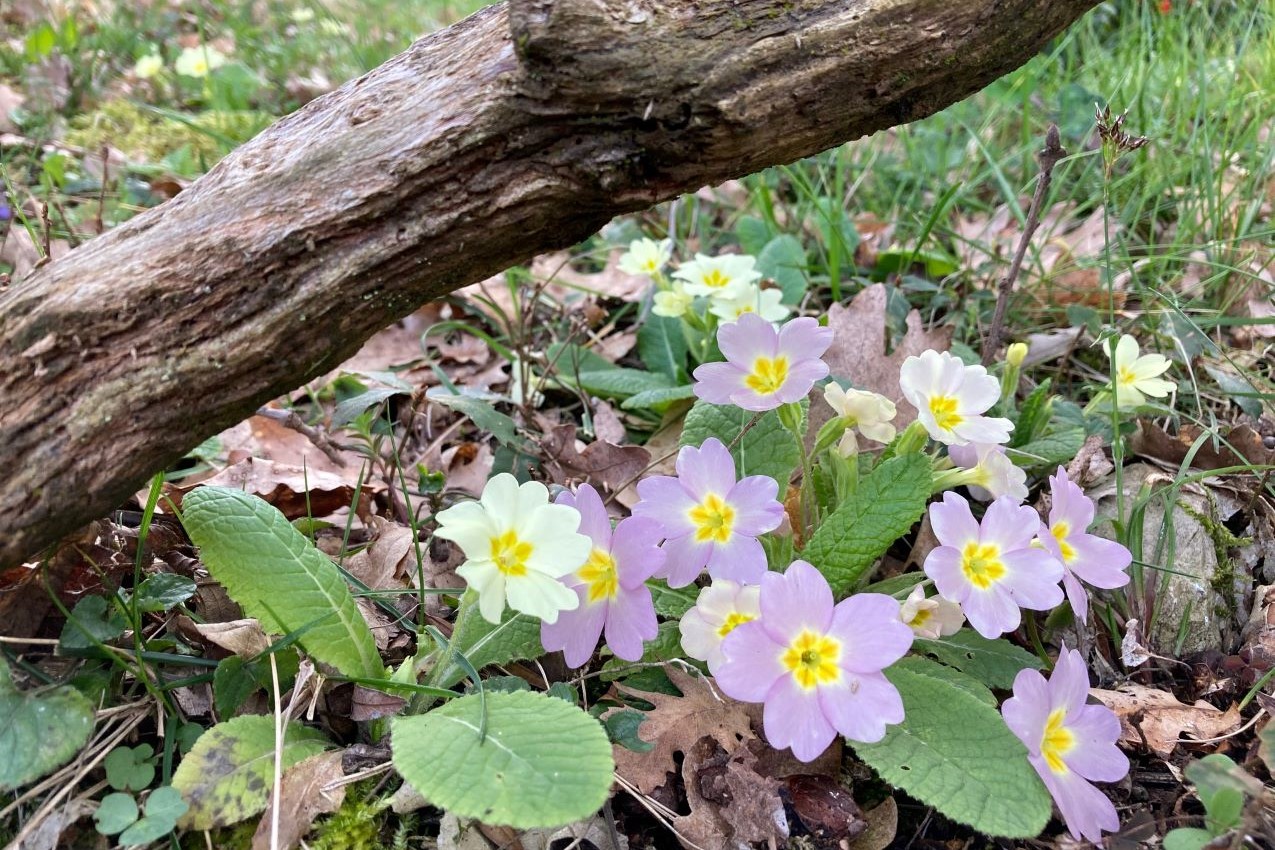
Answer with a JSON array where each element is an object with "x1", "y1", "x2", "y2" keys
[
  {"x1": 592, "y1": 399, "x2": 628, "y2": 445},
  {"x1": 169, "y1": 458, "x2": 368, "y2": 520},
  {"x1": 530, "y1": 250, "x2": 650, "y2": 301},
  {"x1": 439, "y1": 442, "x2": 494, "y2": 497},
  {"x1": 345, "y1": 518, "x2": 415, "y2": 590},
  {"x1": 616, "y1": 420, "x2": 681, "y2": 508},
  {"x1": 609, "y1": 666, "x2": 754, "y2": 796},
  {"x1": 1130, "y1": 421, "x2": 1275, "y2": 472},
  {"x1": 542, "y1": 423, "x2": 650, "y2": 493},
  {"x1": 1089, "y1": 685, "x2": 1243, "y2": 758},
  {"x1": 785, "y1": 774, "x2": 866, "y2": 848},
  {"x1": 817, "y1": 283, "x2": 952, "y2": 438},
  {"x1": 191, "y1": 618, "x2": 271, "y2": 657},
  {"x1": 844, "y1": 796, "x2": 897, "y2": 850},
  {"x1": 251, "y1": 751, "x2": 347, "y2": 850}
]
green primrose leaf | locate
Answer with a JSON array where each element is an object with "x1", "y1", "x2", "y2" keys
[
  {"x1": 133, "y1": 573, "x2": 198, "y2": 613},
  {"x1": 171, "y1": 715, "x2": 330, "y2": 829},
  {"x1": 181, "y1": 487, "x2": 385, "y2": 680},
  {"x1": 757, "y1": 234, "x2": 808, "y2": 303},
  {"x1": 0, "y1": 659, "x2": 96, "y2": 791},
  {"x1": 801, "y1": 453, "x2": 931, "y2": 595},
  {"x1": 853, "y1": 666, "x2": 1052, "y2": 838},
  {"x1": 637, "y1": 314, "x2": 689, "y2": 382},
  {"x1": 573, "y1": 368, "x2": 673, "y2": 400},
  {"x1": 912, "y1": 629, "x2": 1044, "y2": 689},
  {"x1": 681, "y1": 399, "x2": 804, "y2": 485},
  {"x1": 392, "y1": 691, "x2": 615, "y2": 828}
]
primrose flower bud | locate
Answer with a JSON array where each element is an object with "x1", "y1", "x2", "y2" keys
[{"x1": 1006, "y1": 342, "x2": 1028, "y2": 367}]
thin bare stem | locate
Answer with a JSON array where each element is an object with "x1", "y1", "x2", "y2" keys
[{"x1": 982, "y1": 124, "x2": 1067, "y2": 366}]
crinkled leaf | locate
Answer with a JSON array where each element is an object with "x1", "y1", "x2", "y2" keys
[
  {"x1": 392, "y1": 691, "x2": 614, "y2": 828},
  {"x1": 428, "y1": 591, "x2": 544, "y2": 688},
  {"x1": 1010, "y1": 380, "x2": 1053, "y2": 447},
  {"x1": 648, "y1": 582, "x2": 697, "y2": 618},
  {"x1": 0, "y1": 658, "x2": 95, "y2": 791},
  {"x1": 182, "y1": 487, "x2": 384, "y2": 679},
  {"x1": 638, "y1": 315, "x2": 688, "y2": 382},
  {"x1": 913, "y1": 629, "x2": 1043, "y2": 689},
  {"x1": 801, "y1": 453, "x2": 931, "y2": 595},
  {"x1": 681, "y1": 400, "x2": 803, "y2": 484},
  {"x1": 891, "y1": 656, "x2": 995, "y2": 707},
  {"x1": 1011, "y1": 427, "x2": 1085, "y2": 469},
  {"x1": 853, "y1": 666, "x2": 1051, "y2": 838},
  {"x1": 757, "y1": 234, "x2": 808, "y2": 303},
  {"x1": 172, "y1": 715, "x2": 330, "y2": 829}
]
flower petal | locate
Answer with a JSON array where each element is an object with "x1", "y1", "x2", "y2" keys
[
  {"x1": 817, "y1": 670, "x2": 904, "y2": 744},
  {"x1": 829, "y1": 594, "x2": 913, "y2": 673},
  {"x1": 715, "y1": 621, "x2": 784, "y2": 700},
  {"x1": 506, "y1": 571, "x2": 580, "y2": 623},
  {"x1": 759, "y1": 560, "x2": 834, "y2": 643},
  {"x1": 603, "y1": 585, "x2": 659, "y2": 662},
  {"x1": 540, "y1": 591, "x2": 606, "y2": 667},
  {"x1": 763, "y1": 675, "x2": 838, "y2": 762},
  {"x1": 705, "y1": 533, "x2": 768, "y2": 585}
]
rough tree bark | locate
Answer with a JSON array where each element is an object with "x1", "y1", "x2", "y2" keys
[{"x1": 0, "y1": 0, "x2": 1100, "y2": 567}]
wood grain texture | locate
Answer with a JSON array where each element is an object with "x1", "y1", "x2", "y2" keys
[{"x1": 0, "y1": 0, "x2": 1099, "y2": 567}]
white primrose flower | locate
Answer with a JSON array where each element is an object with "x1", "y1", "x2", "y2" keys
[
  {"x1": 652, "y1": 283, "x2": 693, "y2": 318},
  {"x1": 618, "y1": 238, "x2": 673, "y2": 277},
  {"x1": 133, "y1": 53, "x2": 164, "y2": 79},
  {"x1": 678, "y1": 579, "x2": 761, "y2": 671},
  {"x1": 433, "y1": 474, "x2": 592, "y2": 624},
  {"x1": 823, "y1": 384, "x2": 897, "y2": 455},
  {"x1": 947, "y1": 442, "x2": 1028, "y2": 502},
  {"x1": 174, "y1": 45, "x2": 228, "y2": 78},
  {"x1": 673, "y1": 253, "x2": 761, "y2": 299},
  {"x1": 707, "y1": 284, "x2": 790, "y2": 324},
  {"x1": 899, "y1": 585, "x2": 965, "y2": 639},
  {"x1": 899, "y1": 350, "x2": 1013, "y2": 446},
  {"x1": 1104, "y1": 334, "x2": 1174, "y2": 409}
]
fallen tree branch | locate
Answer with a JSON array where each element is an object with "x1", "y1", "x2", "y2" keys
[{"x1": 0, "y1": 0, "x2": 1100, "y2": 567}]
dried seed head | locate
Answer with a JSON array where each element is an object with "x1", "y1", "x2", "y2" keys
[{"x1": 1094, "y1": 104, "x2": 1149, "y2": 152}]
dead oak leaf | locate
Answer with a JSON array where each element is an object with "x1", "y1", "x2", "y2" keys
[
  {"x1": 1090, "y1": 684, "x2": 1242, "y2": 759},
  {"x1": 817, "y1": 283, "x2": 952, "y2": 438},
  {"x1": 251, "y1": 751, "x2": 347, "y2": 850}
]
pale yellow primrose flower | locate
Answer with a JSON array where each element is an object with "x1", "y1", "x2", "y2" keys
[
  {"x1": 899, "y1": 585, "x2": 965, "y2": 639},
  {"x1": 678, "y1": 579, "x2": 761, "y2": 671},
  {"x1": 899, "y1": 350, "x2": 1013, "y2": 446},
  {"x1": 1104, "y1": 334, "x2": 1174, "y2": 409},
  {"x1": 673, "y1": 253, "x2": 761, "y2": 299},
  {"x1": 618, "y1": 238, "x2": 672, "y2": 278},
  {"x1": 708, "y1": 284, "x2": 790, "y2": 323},
  {"x1": 291, "y1": 8, "x2": 317, "y2": 23},
  {"x1": 133, "y1": 53, "x2": 164, "y2": 79},
  {"x1": 174, "y1": 45, "x2": 228, "y2": 78},
  {"x1": 652, "y1": 283, "x2": 693, "y2": 318},
  {"x1": 433, "y1": 473, "x2": 592, "y2": 624},
  {"x1": 823, "y1": 383, "x2": 897, "y2": 456}
]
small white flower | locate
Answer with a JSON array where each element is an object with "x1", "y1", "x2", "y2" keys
[
  {"x1": 823, "y1": 384, "x2": 897, "y2": 455},
  {"x1": 133, "y1": 53, "x2": 164, "y2": 79},
  {"x1": 899, "y1": 350, "x2": 1013, "y2": 446},
  {"x1": 678, "y1": 579, "x2": 761, "y2": 671},
  {"x1": 618, "y1": 238, "x2": 672, "y2": 278},
  {"x1": 899, "y1": 585, "x2": 965, "y2": 639},
  {"x1": 673, "y1": 253, "x2": 761, "y2": 299},
  {"x1": 652, "y1": 283, "x2": 693, "y2": 318},
  {"x1": 174, "y1": 45, "x2": 228, "y2": 78},
  {"x1": 290, "y1": 7, "x2": 317, "y2": 23},
  {"x1": 433, "y1": 474, "x2": 591, "y2": 624},
  {"x1": 1104, "y1": 334, "x2": 1173, "y2": 409},
  {"x1": 319, "y1": 19, "x2": 352, "y2": 37},
  {"x1": 948, "y1": 442, "x2": 1028, "y2": 502},
  {"x1": 707, "y1": 284, "x2": 790, "y2": 324}
]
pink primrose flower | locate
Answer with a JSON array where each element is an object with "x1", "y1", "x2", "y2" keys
[
  {"x1": 539, "y1": 484, "x2": 662, "y2": 667},
  {"x1": 1037, "y1": 468, "x2": 1131, "y2": 622},
  {"x1": 714, "y1": 560, "x2": 913, "y2": 762},
  {"x1": 923, "y1": 493, "x2": 1064, "y2": 638},
  {"x1": 633, "y1": 438, "x2": 784, "y2": 587},
  {"x1": 692, "y1": 313, "x2": 833, "y2": 412},
  {"x1": 1002, "y1": 645, "x2": 1128, "y2": 843}
]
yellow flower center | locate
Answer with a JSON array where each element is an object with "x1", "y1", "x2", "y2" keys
[
  {"x1": 577, "y1": 548, "x2": 619, "y2": 603},
  {"x1": 490, "y1": 530, "x2": 533, "y2": 577},
  {"x1": 1117, "y1": 365, "x2": 1138, "y2": 387},
  {"x1": 905, "y1": 607, "x2": 932, "y2": 629},
  {"x1": 745, "y1": 356, "x2": 790, "y2": 395},
  {"x1": 928, "y1": 395, "x2": 964, "y2": 431},
  {"x1": 1050, "y1": 522, "x2": 1076, "y2": 563},
  {"x1": 688, "y1": 493, "x2": 736, "y2": 544},
  {"x1": 702, "y1": 269, "x2": 730, "y2": 288},
  {"x1": 960, "y1": 541, "x2": 1006, "y2": 589},
  {"x1": 716, "y1": 611, "x2": 755, "y2": 638},
  {"x1": 1040, "y1": 708, "x2": 1075, "y2": 774},
  {"x1": 781, "y1": 630, "x2": 842, "y2": 690}
]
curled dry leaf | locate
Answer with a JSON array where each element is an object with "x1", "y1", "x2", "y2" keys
[
  {"x1": 1089, "y1": 684, "x2": 1242, "y2": 759},
  {"x1": 785, "y1": 774, "x2": 867, "y2": 848},
  {"x1": 542, "y1": 423, "x2": 650, "y2": 494},
  {"x1": 250, "y1": 751, "x2": 347, "y2": 850},
  {"x1": 169, "y1": 458, "x2": 369, "y2": 520},
  {"x1": 844, "y1": 796, "x2": 897, "y2": 850},
  {"x1": 190, "y1": 618, "x2": 271, "y2": 658},
  {"x1": 1131, "y1": 421, "x2": 1275, "y2": 472}
]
